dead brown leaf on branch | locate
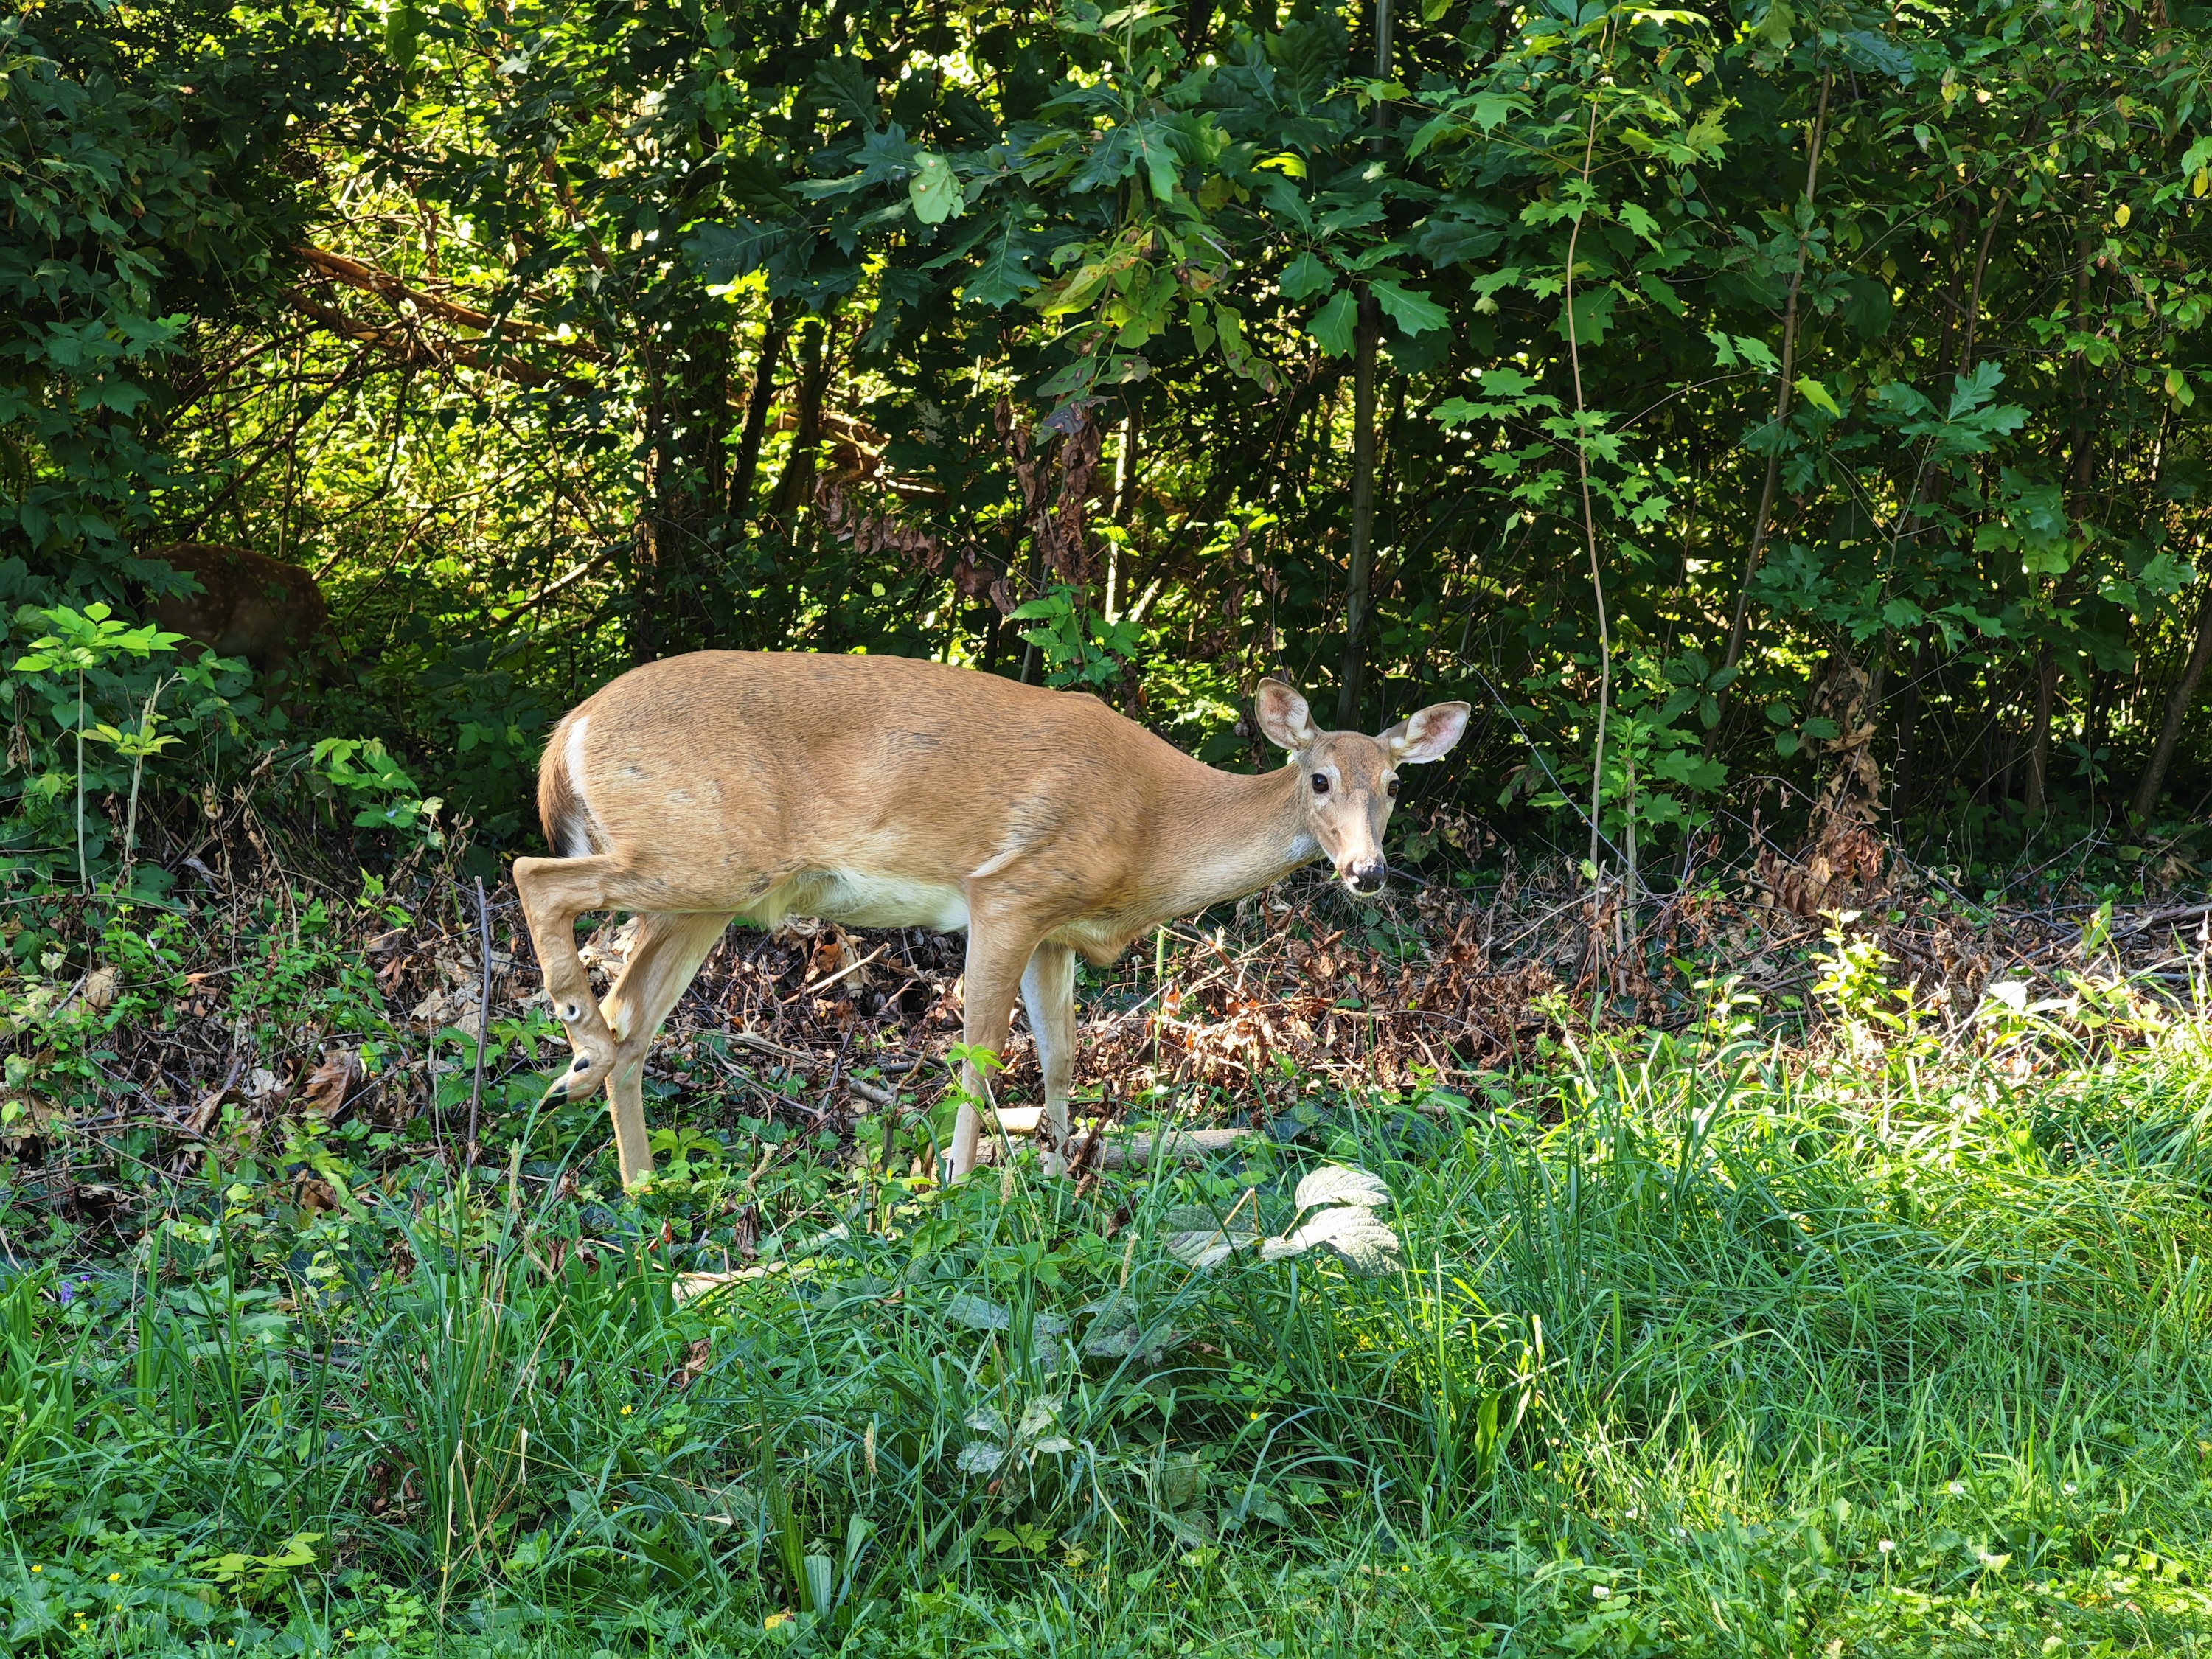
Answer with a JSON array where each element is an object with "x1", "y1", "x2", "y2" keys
[{"x1": 1757, "y1": 658, "x2": 1888, "y2": 919}]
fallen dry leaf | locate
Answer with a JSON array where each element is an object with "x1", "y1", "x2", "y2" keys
[
  {"x1": 2, "y1": 1093, "x2": 66, "y2": 1141},
  {"x1": 187, "y1": 1085, "x2": 230, "y2": 1135},
  {"x1": 411, "y1": 987, "x2": 484, "y2": 1037},
  {"x1": 82, "y1": 964, "x2": 119, "y2": 1011},
  {"x1": 302, "y1": 1049, "x2": 365, "y2": 1119},
  {"x1": 672, "y1": 1338, "x2": 714, "y2": 1389}
]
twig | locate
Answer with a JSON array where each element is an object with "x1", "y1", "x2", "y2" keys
[
  {"x1": 467, "y1": 875, "x2": 492, "y2": 1166},
  {"x1": 976, "y1": 1127, "x2": 1255, "y2": 1169},
  {"x1": 1560, "y1": 73, "x2": 1610, "y2": 877},
  {"x1": 781, "y1": 943, "x2": 890, "y2": 1004},
  {"x1": 823, "y1": 1023, "x2": 857, "y2": 1112}
]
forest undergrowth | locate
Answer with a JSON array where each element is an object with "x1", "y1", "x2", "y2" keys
[{"x1": 4, "y1": 852, "x2": 2212, "y2": 1655}]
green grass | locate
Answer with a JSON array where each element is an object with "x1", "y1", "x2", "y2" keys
[{"x1": 9, "y1": 970, "x2": 2212, "y2": 1655}]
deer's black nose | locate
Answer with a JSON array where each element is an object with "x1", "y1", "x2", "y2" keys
[{"x1": 1346, "y1": 859, "x2": 1386, "y2": 894}]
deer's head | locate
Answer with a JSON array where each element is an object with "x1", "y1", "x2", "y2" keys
[{"x1": 1255, "y1": 679, "x2": 1470, "y2": 897}]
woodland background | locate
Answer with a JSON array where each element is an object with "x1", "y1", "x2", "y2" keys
[
  {"x1": 5, "y1": 0, "x2": 2212, "y2": 900},
  {"x1": 13, "y1": 4, "x2": 2212, "y2": 1652}
]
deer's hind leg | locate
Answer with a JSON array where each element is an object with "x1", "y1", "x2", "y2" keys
[{"x1": 598, "y1": 911, "x2": 733, "y2": 1191}]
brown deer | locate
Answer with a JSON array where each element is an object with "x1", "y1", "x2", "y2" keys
[
  {"x1": 146, "y1": 543, "x2": 335, "y2": 682},
  {"x1": 511, "y1": 654, "x2": 1468, "y2": 1190}
]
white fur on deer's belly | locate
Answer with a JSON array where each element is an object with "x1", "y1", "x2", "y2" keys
[{"x1": 745, "y1": 870, "x2": 971, "y2": 933}]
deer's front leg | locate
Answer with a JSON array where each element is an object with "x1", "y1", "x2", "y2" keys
[
  {"x1": 1022, "y1": 940, "x2": 1077, "y2": 1176},
  {"x1": 948, "y1": 927, "x2": 1028, "y2": 1183},
  {"x1": 512, "y1": 854, "x2": 623, "y2": 1105}
]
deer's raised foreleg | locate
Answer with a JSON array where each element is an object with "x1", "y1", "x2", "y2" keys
[
  {"x1": 1022, "y1": 939, "x2": 1077, "y2": 1176},
  {"x1": 512, "y1": 852, "x2": 626, "y2": 1106}
]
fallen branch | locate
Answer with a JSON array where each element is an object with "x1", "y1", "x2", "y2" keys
[
  {"x1": 283, "y1": 292, "x2": 596, "y2": 394},
  {"x1": 976, "y1": 1126, "x2": 1256, "y2": 1169},
  {"x1": 293, "y1": 245, "x2": 605, "y2": 360}
]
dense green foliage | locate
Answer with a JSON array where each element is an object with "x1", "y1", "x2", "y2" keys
[
  {"x1": 4, "y1": 0, "x2": 2212, "y2": 888},
  {"x1": 11, "y1": 1, "x2": 2212, "y2": 1646}
]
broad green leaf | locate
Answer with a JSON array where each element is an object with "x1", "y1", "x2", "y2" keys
[
  {"x1": 2137, "y1": 552, "x2": 2194, "y2": 597},
  {"x1": 685, "y1": 220, "x2": 783, "y2": 283},
  {"x1": 964, "y1": 218, "x2": 1041, "y2": 308},
  {"x1": 1372, "y1": 280, "x2": 1448, "y2": 335},
  {"x1": 1307, "y1": 290, "x2": 1358, "y2": 357},
  {"x1": 1259, "y1": 1206, "x2": 1401, "y2": 1276},
  {"x1": 1293, "y1": 1165, "x2": 1389, "y2": 1213},
  {"x1": 803, "y1": 57, "x2": 880, "y2": 125},
  {"x1": 1794, "y1": 376, "x2": 1840, "y2": 417},
  {"x1": 1733, "y1": 335, "x2": 1781, "y2": 375},
  {"x1": 945, "y1": 1293, "x2": 1010, "y2": 1330},
  {"x1": 908, "y1": 153, "x2": 964, "y2": 224},
  {"x1": 1557, "y1": 287, "x2": 1617, "y2": 346},
  {"x1": 1279, "y1": 251, "x2": 1335, "y2": 302},
  {"x1": 1163, "y1": 1204, "x2": 1259, "y2": 1270}
]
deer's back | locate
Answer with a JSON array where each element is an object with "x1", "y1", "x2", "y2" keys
[{"x1": 540, "y1": 653, "x2": 1189, "y2": 913}]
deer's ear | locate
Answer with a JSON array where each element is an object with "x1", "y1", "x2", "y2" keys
[
  {"x1": 1253, "y1": 680, "x2": 1319, "y2": 751},
  {"x1": 1382, "y1": 701, "x2": 1471, "y2": 764}
]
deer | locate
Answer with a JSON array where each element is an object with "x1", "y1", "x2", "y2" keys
[
  {"x1": 145, "y1": 542, "x2": 338, "y2": 686},
  {"x1": 510, "y1": 653, "x2": 1469, "y2": 1191}
]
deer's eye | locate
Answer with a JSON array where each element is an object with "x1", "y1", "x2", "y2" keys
[
  {"x1": 1386, "y1": 778, "x2": 1400, "y2": 798},
  {"x1": 1311, "y1": 773, "x2": 1329, "y2": 795}
]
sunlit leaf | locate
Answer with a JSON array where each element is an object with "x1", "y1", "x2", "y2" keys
[{"x1": 1293, "y1": 1165, "x2": 1389, "y2": 1214}]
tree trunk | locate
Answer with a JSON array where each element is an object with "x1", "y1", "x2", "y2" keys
[
  {"x1": 730, "y1": 305, "x2": 792, "y2": 526},
  {"x1": 2023, "y1": 647, "x2": 2057, "y2": 818},
  {"x1": 633, "y1": 310, "x2": 733, "y2": 662},
  {"x1": 977, "y1": 602, "x2": 1004, "y2": 676},
  {"x1": 1114, "y1": 409, "x2": 1141, "y2": 524},
  {"x1": 631, "y1": 358, "x2": 667, "y2": 667},
  {"x1": 1018, "y1": 540, "x2": 1046, "y2": 684},
  {"x1": 1889, "y1": 629, "x2": 1933, "y2": 819},
  {"x1": 772, "y1": 313, "x2": 834, "y2": 522},
  {"x1": 1709, "y1": 75, "x2": 1831, "y2": 746},
  {"x1": 2131, "y1": 586, "x2": 2212, "y2": 821},
  {"x1": 1335, "y1": 294, "x2": 1381, "y2": 730}
]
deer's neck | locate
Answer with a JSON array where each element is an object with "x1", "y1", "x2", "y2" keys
[{"x1": 1150, "y1": 758, "x2": 1313, "y2": 919}]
